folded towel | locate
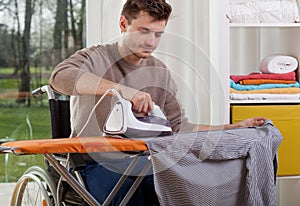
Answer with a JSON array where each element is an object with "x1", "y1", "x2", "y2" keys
[
  {"x1": 239, "y1": 79, "x2": 296, "y2": 85},
  {"x1": 230, "y1": 72, "x2": 296, "y2": 83},
  {"x1": 230, "y1": 93, "x2": 300, "y2": 101},
  {"x1": 259, "y1": 55, "x2": 298, "y2": 74},
  {"x1": 230, "y1": 87, "x2": 300, "y2": 94},
  {"x1": 230, "y1": 79, "x2": 300, "y2": 91},
  {"x1": 227, "y1": 0, "x2": 300, "y2": 23}
]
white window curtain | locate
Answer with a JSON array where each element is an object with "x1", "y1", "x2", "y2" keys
[{"x1": 86, "y1": 0, "x2": 228, "y2": 124}]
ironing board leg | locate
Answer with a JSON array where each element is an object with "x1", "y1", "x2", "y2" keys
[
  {"x1": 102, "y1": 154, "x2": 143, "y2": 206},
  {"x1": 119, "y1": 158, "x2": 152, "y2": 206},
  {"x1": 44, "y1": 154, "x2": 100, "y2": 206}
]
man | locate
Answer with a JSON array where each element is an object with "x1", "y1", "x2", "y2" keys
[{"x1": 49, "y1": 0, "x2": 265, "y2": 205}]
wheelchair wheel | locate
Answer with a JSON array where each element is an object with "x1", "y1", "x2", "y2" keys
[{"x1": 10, "y1": 166, "x2": 57, "y2": 206}]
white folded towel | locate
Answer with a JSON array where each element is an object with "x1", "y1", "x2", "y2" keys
[
  {"x1": 227, "y1": 0, "x2": 300, "y2": 23},
  {"x1": 230, "y1": 93, "x2": 300, "y2": 100},
  {"x1": 259, "y1": 55, "x2": 298, "y2": 74}
]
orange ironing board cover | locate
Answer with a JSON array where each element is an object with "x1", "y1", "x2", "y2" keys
[{"x1": 1, "y1": 136, "x2": 148, "y2": 155}]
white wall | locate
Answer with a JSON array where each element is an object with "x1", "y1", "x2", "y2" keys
[{"x1": 86, "y1": 0, "x2": 125, "y2": 46}]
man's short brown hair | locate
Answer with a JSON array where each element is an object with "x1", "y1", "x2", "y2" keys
[{"x1": 121, "y1": 0, "x2": 172, "y2": 24}]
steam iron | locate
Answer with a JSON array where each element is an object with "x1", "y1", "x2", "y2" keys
[{"x1": 103, "y1": 90, "x2": 173, "y2": 138}]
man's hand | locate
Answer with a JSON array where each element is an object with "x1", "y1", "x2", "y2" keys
[
  {"x1": 131, "y1": 90, "x2": 154, "y2": 113},
  {"x1": 115, "y1": 84, "x2": 154, "y2": 114},
  {"x1": 237, "y1": 117, "x2": 266, "y2": 128}
]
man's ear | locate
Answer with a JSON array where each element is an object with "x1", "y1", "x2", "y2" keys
[{"x1": 119, "y1": 15, "x2": 128, "y2": 33}]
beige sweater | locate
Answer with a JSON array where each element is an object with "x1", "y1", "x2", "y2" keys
[{"x1": 49, "y1": 43, "x2": 195, "y2": 137}]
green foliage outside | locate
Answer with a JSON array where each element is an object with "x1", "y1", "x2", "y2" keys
[
  {"x1": 0, "y1": 68, "x2": 52, "y2": 182},
  {"x1": 0, "y1": 0, "x2": 86, "y2": 183}
]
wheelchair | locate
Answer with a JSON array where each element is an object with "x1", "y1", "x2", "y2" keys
[{"x1": 5, "y1": 85, "x2": 150, "y2": 206}]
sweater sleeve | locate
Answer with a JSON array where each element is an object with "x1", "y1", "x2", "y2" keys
[
  {"x1": 49, "y1": 46, "x2": 101, "y2": 95},
  {"x1": 164, "y1": 71, "x2": 197, "y2": 133}
]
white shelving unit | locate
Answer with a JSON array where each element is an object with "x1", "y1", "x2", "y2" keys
[{"x1": 229, "y1": 23, "x2": 300, "y2": 104}]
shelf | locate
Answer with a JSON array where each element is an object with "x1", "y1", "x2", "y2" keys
[
  {"x1": 230, "y1": 23, "x2": 300, "y2": 28},
  {"x1": 230, "y1": 99, "x2": 300, "y2": 104},
  {"x1": 277, "y1": 175, "x2": 300, "y2": 180}
]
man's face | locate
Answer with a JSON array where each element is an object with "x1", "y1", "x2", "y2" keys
[{"x1": 121, "y1": 12, "x2": 166, "y2": 59}]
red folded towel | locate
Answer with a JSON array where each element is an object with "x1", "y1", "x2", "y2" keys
[{"x1": 230, "y1": 72, "x2": 296, "y2": 83}]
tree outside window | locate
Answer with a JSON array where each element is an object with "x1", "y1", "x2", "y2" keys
[{"x1": 0, "y1": 0, "x2": 86, "y2": 182}]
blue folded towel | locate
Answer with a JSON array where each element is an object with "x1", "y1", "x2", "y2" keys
[{"x1": 230, "y1": 79, "x2": 300, "y2": 91}]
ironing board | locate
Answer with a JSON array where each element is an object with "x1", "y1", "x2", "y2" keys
[
  {"x1": 0, "y1": 136, "x2": 148, "y2": 154},
  {"x1": 0, "y1": 136, "x2": 149, "y2": 206}
]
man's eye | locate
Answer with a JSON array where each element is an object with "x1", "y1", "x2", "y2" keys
[
  {"x1": 140, "y1": 30, "x2": 149, "y2": 34},
  {"x1": 155, "y1": 33, "x2": 163, "y2": 38}
]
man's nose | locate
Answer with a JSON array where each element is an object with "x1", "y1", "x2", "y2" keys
[{"x1": 144, "y1": 33, "x2": 156, "y2": 46}]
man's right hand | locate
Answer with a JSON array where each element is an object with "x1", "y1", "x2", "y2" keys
[
  {"x1": 115, "y1": 84, "x2": 154, "y2": 114},
  {"x1": 130, "y1": 90, "x2": 154, "y2": 114},
  {"x1": 75, "y1": 74, "x2": 154, "y2": 114}
]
